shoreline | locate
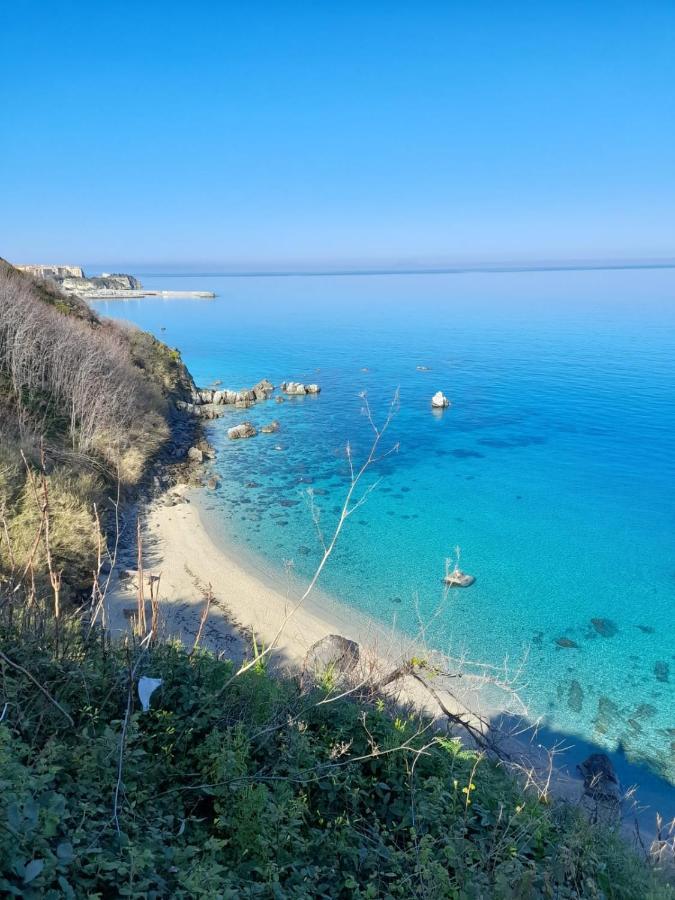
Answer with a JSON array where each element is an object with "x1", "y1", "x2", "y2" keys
[
  {"x1": 107, "y1": 481, "x2": 675, "y2": 841},
  {"x1": 108, "y1": 483, "x2": 486, "y2": 704}
]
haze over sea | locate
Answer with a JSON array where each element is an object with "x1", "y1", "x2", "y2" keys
[{"x1": 95, "y1": 266, "x2": 675, "y2": 785}]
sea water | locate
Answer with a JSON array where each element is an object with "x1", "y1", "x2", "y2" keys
[{"x1": 94, "y1": 267, "x2": 675, "y2": 785}]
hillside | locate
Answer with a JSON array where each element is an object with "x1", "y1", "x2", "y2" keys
[
  {"x1": 0, "y1": 259, "x2": 197, "y2": 597},
  {"x1": 0, "y1": 260, "x2": 672, "y2": 897}
]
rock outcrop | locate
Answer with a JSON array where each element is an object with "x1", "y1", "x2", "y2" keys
[
  {"x1": 261, "y1": 421, "x2": 281, "y2": 434},
  {"x1": 175, "y1": 400, "x2": 224, "y2": 419},
  {"x1": 228, "y1": 422, "x2": 257, "y2": 440},
  {"x1": 578, "y1": 753, "x2": 621, "y2": 824},
  {"x1": 253, "y1": 378, "x2": 274, "y2": 400},
  {"x1": 179, "y1": 378, "x2": 277, "y2": 416},
  {"x1": 443, "y1": 569, "x2": 475, "y2": 587},
  {"x1": 281, "y1": 381, "x2": 321, "y2": 396},
  {"x1": 195, "y1": 439, "x2": 216, "y2": 459},
  {"x1": 302, "y1": 634, "x2": 360, "y2": 687},
  {"x1": 177, "y1": 377, "x2": 322, "y2": 418},
  {"x1": 431, "y1": 391, "x2": 450, "y2": 408},
  {"x1": 62, "y1": 273, "x2": 142, "y2": 293}
]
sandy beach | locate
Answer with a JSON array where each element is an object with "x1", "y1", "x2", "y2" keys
[
  {"x1": 107, "y1": 484, "x2": 500, "y2": 725},
  {"x1": 108, "y1": 486, "x2": 381, "y2": 664},
  {"x1": 105, "y1": 483, "x2": 675, "y2": 842}
]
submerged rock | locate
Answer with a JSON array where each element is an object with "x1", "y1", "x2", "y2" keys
[
  {"x1": 555, "y1": 637, "x2": 579, "y2": 649},
  {"x1": 637, "y1": 624, "x2": 655, "y2": 634},
  {"x1": 654, "y1": 661, "x2": 670, "y2": 683},
  {"x1": 228, "y1": 422, "x2": 257, "y2": 440},
  {"x1": 568, "y1": 679, "x2": 584, "y2": 713},
  {"x1": 633, "y1": 703, "x2": 657, "y2": 719},
  {"x1": 261, "y1": 420, "x2": 281, "y2": 434},
  {"x1": 590, "y1": 618, "x2": 619, "y2": 638},
  {"x1": 594, "y1": 696, "x2": 620, "y2": 735},
  {"x1": 431, "y1": 391, "x2": 450, "y2": 408}
]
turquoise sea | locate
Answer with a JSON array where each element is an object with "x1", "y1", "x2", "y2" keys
[{"x1": 94, "y1": 267, "x2": 675, "y2": 790}]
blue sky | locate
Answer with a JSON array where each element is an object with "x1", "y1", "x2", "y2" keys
[{"x1": 1, "y1": 2, "x2": 674, "y2": 267}]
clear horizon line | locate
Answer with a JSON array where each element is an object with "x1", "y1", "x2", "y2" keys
[{"x1": 112, "y1": 257, "x2": 675, "y2": 278}]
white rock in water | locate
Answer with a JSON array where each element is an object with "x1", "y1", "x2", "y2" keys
[
  {"x1": 443, "y1": 570, "x2": 475, "y2": 588},
  {"x1": 306, "y1": 384, "x2": 321, "y2": 394},
  {"x1": 282, "y1": 381, "x2": 307, "y2": 395},
  {"x1": 431, "y1": 391, "x2": 450, "y2": 408}
]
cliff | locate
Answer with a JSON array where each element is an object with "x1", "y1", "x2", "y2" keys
[
  {"x1": 14, "y1": 263, "x2": 142, "y2": 296},
  {"x1": 61, "y1": 272, "x2": 142, "y2": 293}
]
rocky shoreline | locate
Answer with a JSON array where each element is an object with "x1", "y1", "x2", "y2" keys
[{"x1": 176, "y1": 377, "x2": 320, "y2": 418}]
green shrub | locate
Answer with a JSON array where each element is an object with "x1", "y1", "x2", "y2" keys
[{"x1": 0, "y1": 625, "x2": 670, "y2": 898}]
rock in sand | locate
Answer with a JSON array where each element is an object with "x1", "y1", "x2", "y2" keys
[{"x1": 302, "y1": 634, "x2": 360, "y2": 686}]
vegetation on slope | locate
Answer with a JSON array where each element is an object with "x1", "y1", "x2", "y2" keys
[
  {"x1": 0, "y1": 259, "x2": 671, "y2": 898},
  {"x1": 0, "y1": 621, "x2": 671, "y2": 898},
  {"x1": 0, "y1": 260, "x2": 195, "y2": 598}
]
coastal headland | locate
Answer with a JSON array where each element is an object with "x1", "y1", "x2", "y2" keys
[{"x1": 15, "y1": 263, "x2": 215, "y2": 299}]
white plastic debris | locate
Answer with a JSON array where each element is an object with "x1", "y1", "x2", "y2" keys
[{"x1": 138, "y1": 676, "x2": 163, "y2": 712}]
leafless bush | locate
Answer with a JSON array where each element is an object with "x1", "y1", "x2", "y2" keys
[{"x1": 0, "y1": 267, "x2": 153, "y2": 457}]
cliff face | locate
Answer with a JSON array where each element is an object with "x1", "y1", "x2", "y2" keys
[
  {"x1": 12, "y1": 262, "x2": 142, "y2": 295},
  {"x1": 61, "y1": 273, "x2": 142, "y2": 292}
]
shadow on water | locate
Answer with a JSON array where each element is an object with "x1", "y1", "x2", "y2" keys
[{"x1": 493, "y1": 712, "x2": 675, "y2": 843}]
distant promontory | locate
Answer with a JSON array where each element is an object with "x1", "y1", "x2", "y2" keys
[{"x1": 15, "y1": 264, "x2": 214, "y2": 299}]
